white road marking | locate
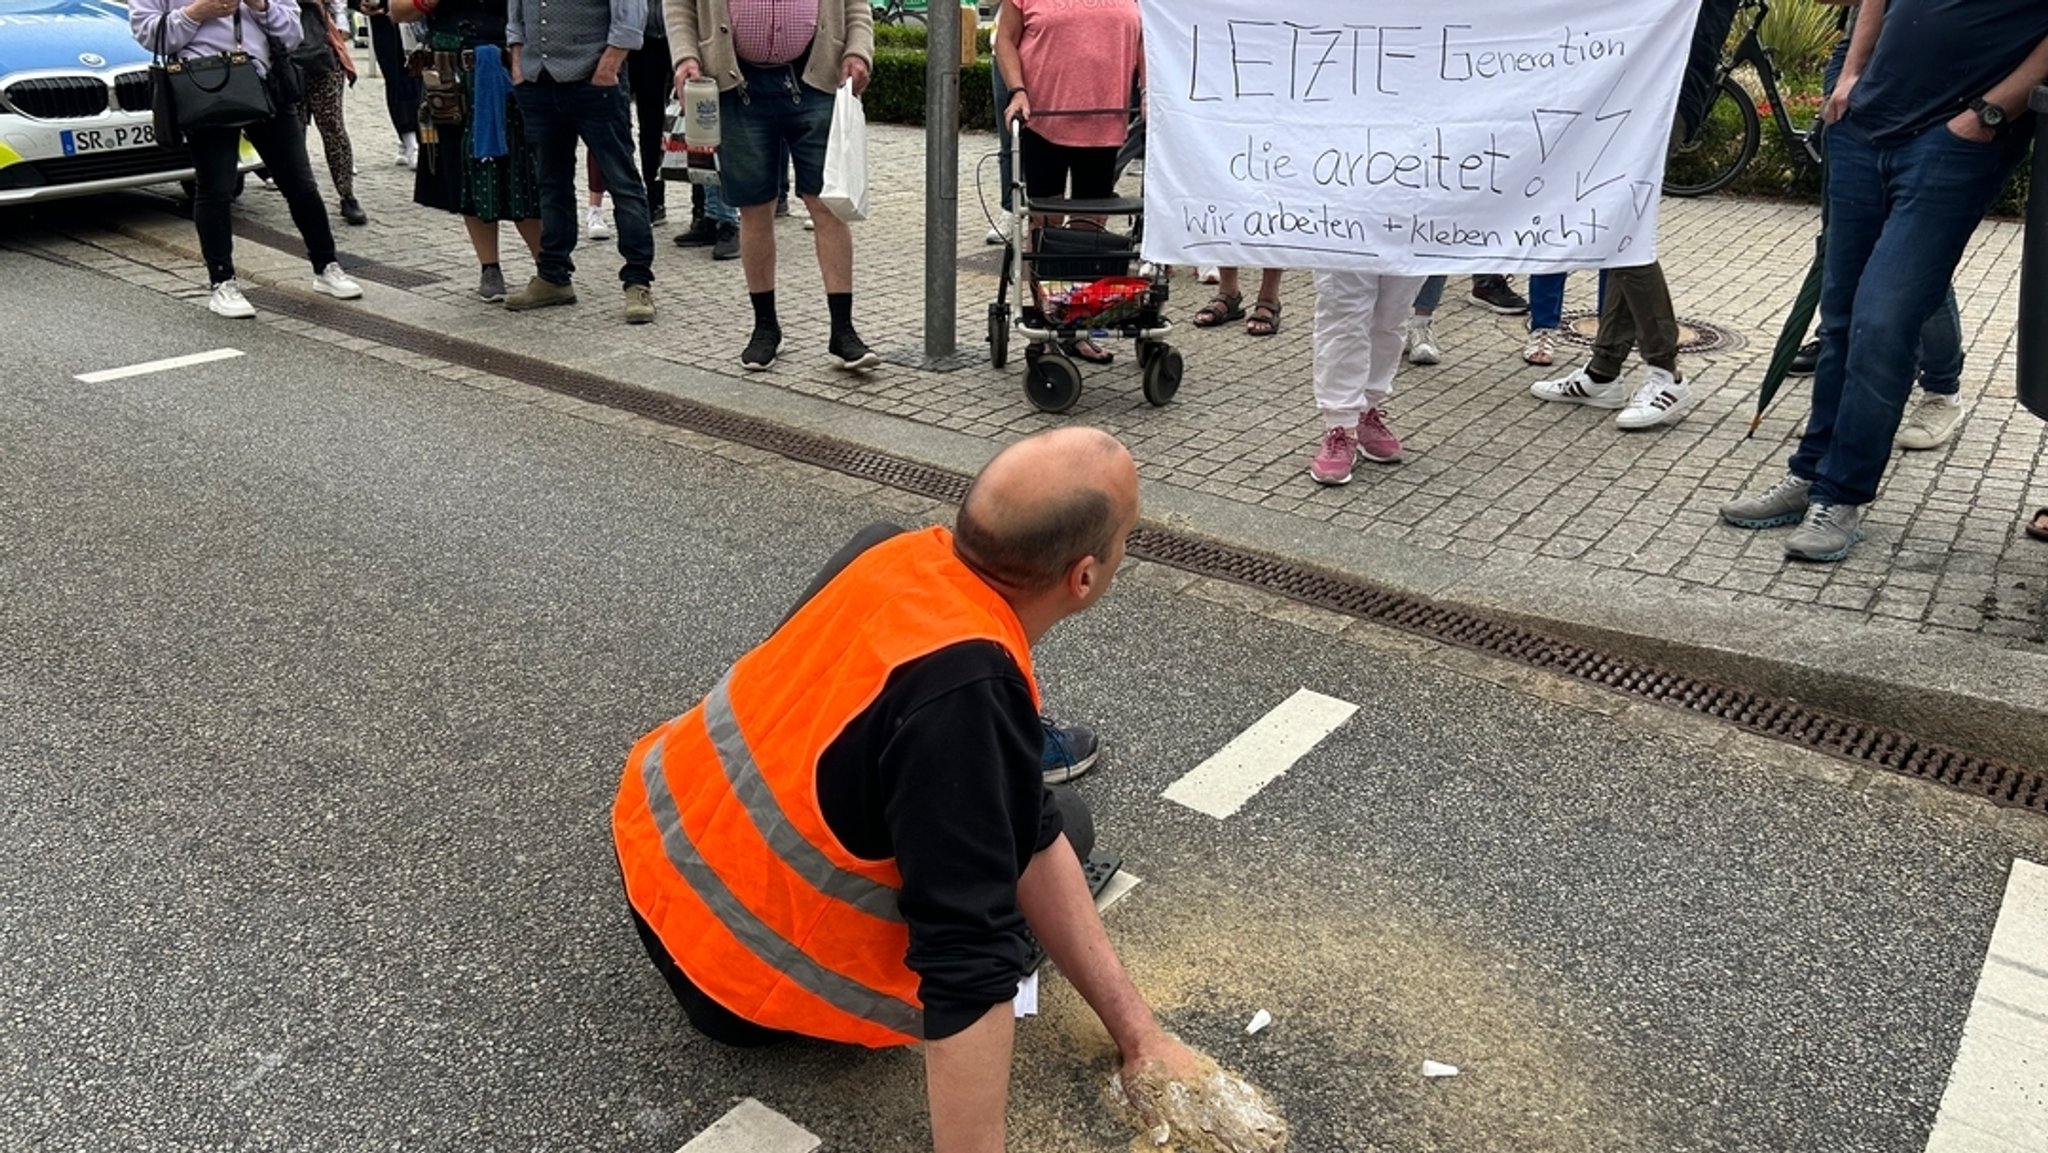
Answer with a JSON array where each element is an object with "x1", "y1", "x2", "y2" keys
[
  {"x1": 1162, "y1": 689, "x2": 1359, "y2": 819},
  {"x1": 1924, "y1": 858, "x2": 2048, "y2": 1153},
  {"x1": 674, "y1": 1099, "x2": 821, "y2": 1153},
  {"x1": 1095, "y1": 869, "x2": 1142, "y2": 914},
  {"x1": 74, "y1": 348, "x2": 243, "y2": 383}
]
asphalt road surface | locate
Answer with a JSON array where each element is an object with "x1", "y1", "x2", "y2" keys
[{"x1": 2, "y1": 244, "x2": 2040, "y2": 1152}]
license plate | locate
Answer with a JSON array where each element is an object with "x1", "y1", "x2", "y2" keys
[{"x1": 61, "y1": 124, "x2": 156, "y2": 156}]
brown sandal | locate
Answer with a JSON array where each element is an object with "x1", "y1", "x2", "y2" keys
[
  {"x1": 1246, "y1": 298, "x2": 1282, "y2": 337},
  {"x1": 1192, "y1": 292, "x2": 1244, "y2": 328}
]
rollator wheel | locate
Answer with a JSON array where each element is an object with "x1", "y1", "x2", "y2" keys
[
  {"x1": 1026, "y1": 352, "x2": 1083, "y2": 414},
  {"x1": 1141, "y1": 345, "x2": 1183, "y2": 407},
  {"x1": 987, "y1": 302, "x2": 1010, "y2": 369}
]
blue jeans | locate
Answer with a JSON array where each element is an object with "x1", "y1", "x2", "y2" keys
[
  {"x1": 1791, "y1": 124, "x2": 2019, "y2": 506},
  {"x1": 515, "y1": 77, "x2": 655, "y2": 287},
  {"x1": 1528, "y1": 273, "x2": 1567, "y2": 331},
  {"x1": 1412, "y1": 275, "x2": 1446, "y2": 312}
]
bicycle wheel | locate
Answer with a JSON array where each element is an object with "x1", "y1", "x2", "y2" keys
[{"x1": 1663, "y1": 76, "x2": 1760, "y2": 198}]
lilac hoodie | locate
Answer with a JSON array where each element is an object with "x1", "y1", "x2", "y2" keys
[{"x1": 130, "y1": 0, "x2": 304, "y2": 77}]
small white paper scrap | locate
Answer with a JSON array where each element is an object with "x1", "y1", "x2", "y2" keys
[
  {"x1": 1245, "y1": 1009, "x2": 1273, "y2": 1035},
  {"x1": 1422, "y1": 1060, "x2": 1460, "y2": 1078},
  {"x1": 1013, "y1": 971, "x2": 1039, "y2": 1018}
]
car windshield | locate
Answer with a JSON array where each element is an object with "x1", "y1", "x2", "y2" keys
[{"x1": 0, "y1": 0, "x2": 121, "y2": 15}]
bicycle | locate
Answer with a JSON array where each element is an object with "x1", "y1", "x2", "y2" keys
[
  {"x1": 1664, "y1": 0, "x2": 1825, "y2": 198},
  {"x1": 871, "y1": 0, "x2": 927, "y2": 27}
]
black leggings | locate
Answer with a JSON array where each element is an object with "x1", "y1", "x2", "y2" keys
[
  {"x1": 369, "y1": 13, "x2": 419, "y2": 138},
  {"x1": 626, "y1": 37, "x2": 673, "y2": 213},
  {"x1": 186, "y1": 105, "x2": 337, "y2": 284},
  {"x1": 1019, "y1": 128, "x2": 1118, "y2": 201}
]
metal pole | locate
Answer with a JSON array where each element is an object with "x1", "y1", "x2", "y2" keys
[
  {"x1": 923, "y1": 2, "x2": 962, "y2": 361},
  {"x1": 2020, "y1": 86, "x2": 2048, "y2": 419}
]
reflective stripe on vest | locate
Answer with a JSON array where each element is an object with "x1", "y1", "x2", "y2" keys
[
  {"x1": 640, "y1": 731, "x2": 925, "y2": 1039},
  {"x1": 702, "y1": 676, "x2": 904, "y2": 923}
]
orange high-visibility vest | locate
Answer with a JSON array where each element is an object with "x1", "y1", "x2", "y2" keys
[{"x1": 613, "y1": 526, "x2": 1041, "y2": 1048}]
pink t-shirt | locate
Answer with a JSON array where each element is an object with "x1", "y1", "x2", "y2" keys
[{"x1": 1013, "y1": 0, "x2": 1141, "y2": 149}]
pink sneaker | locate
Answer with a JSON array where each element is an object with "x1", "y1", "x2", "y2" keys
[
  {"x1": 1309, "y1": 425, "x2": 1358, "y2": 485},
  {"x1": 1356, "y1": 407, "x2": 1404, "y2": 463}
]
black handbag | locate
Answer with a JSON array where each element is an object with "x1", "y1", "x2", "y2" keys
[
  {"x1": 158, "y1": 11, "x2": 275, "y2": 131},
  {"x1": 148, "y1": 20, "x2": 183, "y2": 145}
]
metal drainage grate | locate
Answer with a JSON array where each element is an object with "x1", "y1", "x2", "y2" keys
[
  {"x1": 1558, "y1": 309, "x2": 1744, "y2": 355},
  {"x1": 247, "y1": 286, "x2": 2047, "y2": 817},
  {"x1": 230, "y1": 218, "x2": 446, "y2": 290}
]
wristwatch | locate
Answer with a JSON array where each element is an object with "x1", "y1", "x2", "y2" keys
[{"x1": 1970, "y1": 97, "x2": 2007, "y2": 131}]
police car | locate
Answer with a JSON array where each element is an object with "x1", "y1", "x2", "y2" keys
[{"x1": 0, "y1": 0, "x2": 252, "y2": 205}]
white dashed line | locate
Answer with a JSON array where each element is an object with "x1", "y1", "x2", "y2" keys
[
  {"x1": 674, "y1": 1099, "x2": 821, "y2": 1153},
  {"x1": 74, "y1": 347, "x2": 244, "y2": 383},
  {"x1": 1162, "y1": 689, "x2": 1358, "y2": 819},
  {"x1": 1924, "y1": 858, "x2": 2048, "y2": 1153}
]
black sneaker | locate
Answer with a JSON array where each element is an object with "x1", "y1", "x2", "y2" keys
[
  {"x1": 775, "y1": 195, "x2": 792, "y2": 218},
  {"x1": 1470, "y1": 274, "x2": 1529, "y2": 315},
  {"x1": 829, "y1": 330, "x2": 881, "y2": 371},
  {"x1": 339, "y1": 196, "x2": 367, "y2": 226},
  {"x1": 711, "y1": 221, "x2": 740, "y2": 261},
  {"x1": 673, "y1": 217, "x2": 716, "y2": 247},
  {"x1": 742, "y1": 324, "x2": 781, "y2": 372},
  {"x1": 1788, "y1": 338, "x2": 1820, "y2": 376}
]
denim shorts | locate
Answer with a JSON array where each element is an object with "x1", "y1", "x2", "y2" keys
[{"x1": 718, "y1": 58, "x2": 832, "y2": 208}]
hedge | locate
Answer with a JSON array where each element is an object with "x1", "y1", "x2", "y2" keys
[{"x1": 867, "y1": 46, "x2": 996, "y2": 130}]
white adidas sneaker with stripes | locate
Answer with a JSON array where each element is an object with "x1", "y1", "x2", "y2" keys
[{"x1": 1615, "y1": 365, "x2": 1694, "y2": 430}]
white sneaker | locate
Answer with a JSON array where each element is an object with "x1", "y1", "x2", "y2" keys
[
  {"x1": 587, "y1": 206, "x2": 610, "y2": 240},
  {"x1": 313, "y1": 262, "x2": 363, "y2": 300},
  {"x1": 1531, "y1": 364, "x2": 1627, "y2": 409},
  {"x1": 1403, "y1": 318, "x2": 1441, "y2": 365},
  {"x1": 1614, "y1": 366, "x2": 1693, "y2": 429},
  {"x1": 985, "y1": 218, "x2": 1010, "y2": 245},
  {"x1": 399, "y1": 134, "x2": 418, "y2": 170},
  {"x1": 1197, "y1": 265, "x2": 1221, "y2": 284},
  {"x1": 1895, "y1": 392, "x2": 1964, "y2": 450},
  {"x1": 208, "y1": 279, "x2": 255, "y2": 318}
]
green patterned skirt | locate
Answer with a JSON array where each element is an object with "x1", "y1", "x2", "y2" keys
[{"x1": 411, "y1": 32, "x2": 540, "y2": 223}]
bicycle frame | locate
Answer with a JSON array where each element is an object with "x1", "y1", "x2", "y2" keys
[{"x1": 1700, "y1": 0, "x2": 1823, "y2": 169}]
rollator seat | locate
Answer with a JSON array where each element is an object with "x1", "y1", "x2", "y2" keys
[{"x1": 1021, "y1": 195, "x2": 1146, "y2": 217}]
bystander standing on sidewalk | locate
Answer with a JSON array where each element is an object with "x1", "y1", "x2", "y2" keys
[
  {"x1": 392, "y1": 0, "x2": 543, "y2": 304},
  {"x1": 1191, "y1": 268, "x2": 1283, "y2": 337},
  {"x1": 1307, "y1": 271, "x2": 1427, "y2": 485},
  {"x1": 506, "y1": 0, "x2": 657, "y2": 323},
  {"x1": 1402, "y1": 275, "x2": 1529, "y2": 366},
  {"x1": 1721, "y1": 0, "x2": 2048, "y2": 563},
  {"x1": 668, "y1": 0, "x2": 879, "y2": 371},
  {"x1": 353, "y1": 0, "x2": 419, "y2": 168},
  {"x1": 1530, "y1": 261, "x2": 1695, "y2": 430},
  {"x1": 300, "y1": 0, "x2": 368, "y2": 225},
  {"x1": 129, "y1": 0, "x2": 363, "y2": 318},
  {"x1": 1521, "y1": 273, "x2": 1569, "y2": 367}
]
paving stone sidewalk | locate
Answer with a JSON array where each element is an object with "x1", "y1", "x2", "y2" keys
[{"x1": 131, "y1": 69, "x2": 2048, "y2": 654}]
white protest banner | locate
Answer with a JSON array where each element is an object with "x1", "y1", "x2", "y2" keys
[{"x1": 1138, "y1": 1, "x2": 1701, "y2": 275}]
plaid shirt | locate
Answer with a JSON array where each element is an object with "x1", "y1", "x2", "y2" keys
[{"x1": 729, "y1": 0, "x2": 818, "y2": 65}]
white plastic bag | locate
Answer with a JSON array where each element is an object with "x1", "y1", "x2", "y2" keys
[{"x1": 819, "y1": 79, "x2": 869, "y2": 223}]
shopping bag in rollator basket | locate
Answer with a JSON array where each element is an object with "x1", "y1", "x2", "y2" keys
[{"x1": 820, "y1": 78, "x2": 869, "y2": 222}]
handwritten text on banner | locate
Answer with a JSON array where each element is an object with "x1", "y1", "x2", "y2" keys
[{"x1": 1137, "y1": 2, "x2": 1703, "y2": 275}]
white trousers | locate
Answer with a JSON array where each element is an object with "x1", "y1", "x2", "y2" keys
[{"x1": 1311, "y1": 271, "x2": 1427, "y2": 427}]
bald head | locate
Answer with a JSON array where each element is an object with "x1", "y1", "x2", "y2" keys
[{"x1": 955, "y1": 428, "x2": 1138, "y2": 593}]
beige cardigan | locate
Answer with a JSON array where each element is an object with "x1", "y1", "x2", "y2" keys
[{"x1": 665, "y1": 0, "x2": 875, "y2": 95}]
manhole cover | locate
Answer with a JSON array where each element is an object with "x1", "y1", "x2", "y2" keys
[{"x1": 1559, "y1": 309, "x2": 1743, "y2": 354}]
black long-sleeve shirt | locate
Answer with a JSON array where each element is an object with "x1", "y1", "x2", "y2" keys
[{"x1": 815, "y1": 640, "x2": 1061, "y2": 1041}]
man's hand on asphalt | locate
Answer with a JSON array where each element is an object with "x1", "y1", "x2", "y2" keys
[
  {"x1": 841, "y1": 54, "x2": 870, "y2": 96},
  {"x1": 1113, "y1": 1035, "x2": 1288, "y2": 1153}
]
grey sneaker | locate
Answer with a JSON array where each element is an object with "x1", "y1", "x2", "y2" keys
[
  {"x1": 1720, "y1": 474, "x2": 1812, "y2": 529},
  {"x1": 477, "y1": 266, "x2": 507, "y2": 303},
  {"x1": 1896, "y1": 393, "x2": 1964, "y2": 451},
  {"x1": 1784, "y1": 501, "x2": 1865, "y2": 563},
  {"x1": 623, "y1": 283, "x2": 654, "y2": 325}
]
